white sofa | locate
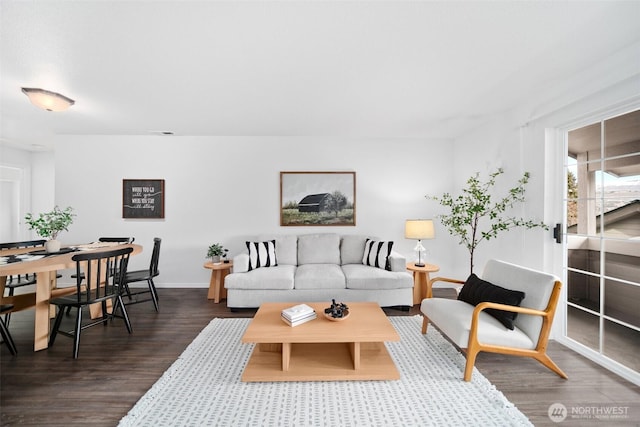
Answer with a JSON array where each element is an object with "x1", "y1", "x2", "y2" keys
[{"x1": 225, "y1": 233, "x2": 413, "y2": 309}]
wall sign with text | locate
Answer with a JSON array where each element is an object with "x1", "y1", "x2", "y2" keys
[{"x1": 122, "y1": 179, "x2": 165, "y2": 219}]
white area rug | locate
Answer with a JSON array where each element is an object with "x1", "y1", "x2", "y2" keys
[{"x1": 119, "y1": 316, "x2": 532, "y2": 426}]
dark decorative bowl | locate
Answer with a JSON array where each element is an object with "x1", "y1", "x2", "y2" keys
[
  {"x1": 324, "y1": 309, "x2": 350, "y2": 321},
  {"x1": 324, "y1": 300, "x2": 350, "y2": 321}
]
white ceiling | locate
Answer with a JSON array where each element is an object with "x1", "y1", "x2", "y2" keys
[{"x1": 1, "y1": 1, "x2": 639, "y2": 151}]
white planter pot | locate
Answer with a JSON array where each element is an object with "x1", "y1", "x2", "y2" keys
[{"x1": 45, "y1": 240, "x2": 61, "y2": 253}]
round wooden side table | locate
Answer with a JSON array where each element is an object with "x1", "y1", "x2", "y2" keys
[
  {"x1": 406, "y1": 262, "x2": 440, "y2": 304},
  {"x1": 203, "y1": 261, "x2": 233, "y2": 303}
]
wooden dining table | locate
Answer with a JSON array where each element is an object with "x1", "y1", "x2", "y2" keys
[{"x1": 0, "y1": 243, "x2": 142, "y2": 351}]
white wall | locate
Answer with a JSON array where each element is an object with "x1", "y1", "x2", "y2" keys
[
  {"x1": 31, "y1": 151, "x2": 55, "y2": 215},
  {"x1": 451, "y1": 40, "x2": 640, "y2": 278},
  {"x1": 53, "y1": 136, "x2": 456, "y2": 287},
  {"x1": 450, "y1": 112, "x2": 550, "y2": 276}
]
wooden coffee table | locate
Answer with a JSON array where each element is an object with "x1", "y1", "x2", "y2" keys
[{"x1": 241, "y1": 302, "x2": 400, "y2": 382}]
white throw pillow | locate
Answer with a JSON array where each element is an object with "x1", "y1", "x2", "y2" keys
[
  {"x1": 246, "y1": 240, "x2": 277, "y2": 271},
  {"x1": 362, "y1": 239, "x2": 394, "y2": 271}
]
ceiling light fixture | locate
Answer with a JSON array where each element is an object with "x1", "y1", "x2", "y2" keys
[{"x1": 21, "y1": 87, "x2": 75, "y2": 111}]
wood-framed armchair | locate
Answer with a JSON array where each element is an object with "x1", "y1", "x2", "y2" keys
[{"x1": 421, "y1": 259, "x2": 568, "y2": 382}]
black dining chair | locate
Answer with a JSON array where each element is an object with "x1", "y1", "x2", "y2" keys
[
  {"x1": 48, "y1": 246, "x2": 134, "y2": 359},
  {"x1": 0, "y1": 239, "x2": 61, "y2": 326},
  {"x1": 66, "y1": 237, "x2": 135, "y2": 315},
  {"x1": 0, "y1": 304, "x2": 17, "y2": 356},
  {"x1": 121, "y1": 237, "x2": 161, "y2": 311},
  {"x1": 70, "y1": 237, "x2": 135, "y2": 278}
]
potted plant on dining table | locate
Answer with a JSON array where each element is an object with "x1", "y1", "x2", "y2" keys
[{"x1": 24, "y1": 206, "x2": 75, "y2": 253}]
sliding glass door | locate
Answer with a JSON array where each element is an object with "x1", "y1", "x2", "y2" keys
[{"x1": 564, "y1": 109, "x2": 640, "y2": 379}]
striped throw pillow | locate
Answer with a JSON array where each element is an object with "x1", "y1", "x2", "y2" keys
[
  {"x1": 246, "y1": 240, "x2": 277, "y2": 271},
  {"x1": 362, "y1": 239, "x2": 394, "y2": 271}
]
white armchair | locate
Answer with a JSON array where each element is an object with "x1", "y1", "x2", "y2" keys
[{"x1": 421, "y1": 259, "x2": 568, "y2": 382}]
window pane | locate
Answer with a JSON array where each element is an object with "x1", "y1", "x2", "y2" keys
[
  {"x1": 604, "y1": 279, "x2": 640, "y2": 328},
  {"x1": 566, "y1": 199, "x2": 602, "y2": 236},
  {"x1": 599, "y1": 200, "x2": 640, "y2": 239},
  {"x1": 567, "y1": 236, "x2": 601, "y2": 274},
  {"x1": 603, "y1": 320, "x2": 640, "y2": 372},
  {"x1": 600, "y1": 152, "x2": 640, "y2": 235},
  {"x1": 567, "y1": 306, "x2": 599, "y2": 352},
  {"x1": 604, "y1": 109, "x2": 640, "y2": 156},
  {"x1": 567, "y1": 270, "x2": 600, "y2": 311},
  {"x1": 602, "y1": 153, "x2": 640, "y2": 176},
  {"x1": 603, "y1": 240, "x2": 640, "y2": 283},
  {"x1": 569, "y1": 122, "x2": 601, "y2": 159}
]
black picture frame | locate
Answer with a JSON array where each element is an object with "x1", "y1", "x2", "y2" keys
[{"x1": 122, "y1": 179, "x2": 165, "y2": 219}]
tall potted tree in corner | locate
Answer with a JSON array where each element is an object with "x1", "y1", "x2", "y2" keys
[
  {"x1": 427, "y1": 168, "x2": 547, "y2": 274},
  {"x1": 24, "y1": 206, "x2": 75, "y2": 253}
]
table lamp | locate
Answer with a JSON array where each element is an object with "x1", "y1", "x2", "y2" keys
[{"x1": 405, "y1": 219, "x2": 435, "y2": 267}]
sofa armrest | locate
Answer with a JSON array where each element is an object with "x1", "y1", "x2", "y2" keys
[
  {"x1": 232, "y1": 253, "x2": 250, "y2": 273},
  {"x1": 388, "y1": 251, "x2": 406, "y2": 272}
]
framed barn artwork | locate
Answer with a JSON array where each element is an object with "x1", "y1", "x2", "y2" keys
[{"x1": 280, "y1": 171, "x2": 356, "y2": 226}]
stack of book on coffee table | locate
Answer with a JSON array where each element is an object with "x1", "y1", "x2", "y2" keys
[{"x1": 281, "y1": 303, "x2": 316, "y2": 327}]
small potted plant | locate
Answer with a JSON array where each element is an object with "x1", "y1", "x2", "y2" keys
[
  {"x1": 24, "y1": 205, "x2": 75, "y2": 253},
  {"x1": 207, "y1": 243, "x2": 227, "y2": 263}
]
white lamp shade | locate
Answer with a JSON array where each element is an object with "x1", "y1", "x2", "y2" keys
[
  {"x1": 405, "y1": 219, "x2": 435, "y2": 240},
  {"x1": 21, "y1": 87, "x2": 75, "y2": 112}
]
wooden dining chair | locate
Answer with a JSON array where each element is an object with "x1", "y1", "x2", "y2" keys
[
  {"x1": 49, "y1": 246, "x2": 134, "y2": 359},
  {"x1": 0, "y1": 304, "x2": 17, "y2": 356},
  {"x1": 121, "y1": 237, "x2": 161, "y2": 311}
]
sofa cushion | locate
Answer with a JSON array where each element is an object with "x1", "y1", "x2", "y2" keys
[
  {"x1": 258, "y1": 234, "x2": 297, "y2": 266},
  {"x1": 362, "y1": 239, "x2": 394, "y2": 270},
  {"x1": 458, "y1": 274, "x2": 526, "y2": 330},
  {"x1": 295, "y1": 264, "x2": 346, "y2": 290},
  {"x1": 246, "y1": 240, "x2": 277, "y2": 271},
  {"x1": 342, "y1": 264, "x2": 413, "y2": 290},
  {"x1": 340, "y1": 235, "x2": 371, "y2": 265},
  {"x1": 297, "y1": 233, "x2": 340, "y2": 265},
  {"x1": 224, "y1": 265, "x2": 295, "y2": 290}
]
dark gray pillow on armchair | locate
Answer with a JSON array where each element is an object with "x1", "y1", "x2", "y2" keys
[{"x1": 458, "y1": 274, "x2": 526, "y2": 330}]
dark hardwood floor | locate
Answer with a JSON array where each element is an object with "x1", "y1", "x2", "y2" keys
[{"x1": 1, "y1": 288, "x2": 639, "y2": 426}]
